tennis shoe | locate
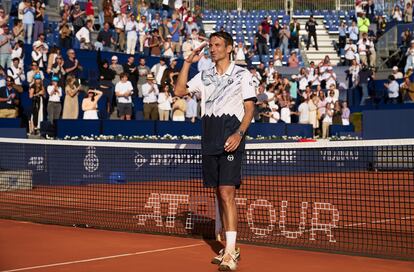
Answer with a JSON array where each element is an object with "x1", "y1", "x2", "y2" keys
[
  {"x1": 218, "y1": 250, "x2": 239, "y2": 271},
  {"x1": 211, "y1": 247, "x2": 240, "y2": 265}
]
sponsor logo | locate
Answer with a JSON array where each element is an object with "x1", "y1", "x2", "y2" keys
[
  {"x1": 227, "y1": 154, "x2": 234, "y2": 161},
  {"x1": 28, "y1": 156, "x2": 45, "y2": 171},
  {"x1": 134, "y1": 152, "x2": 147, "y2": 169},
  {"x1": 83, "y1": 147, "x2": 99, "y2": 173}
]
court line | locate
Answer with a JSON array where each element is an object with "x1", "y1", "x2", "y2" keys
[{"x1": 0, "y1": 243, "x2": 205, "y2": 272}]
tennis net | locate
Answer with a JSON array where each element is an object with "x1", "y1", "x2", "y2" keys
[{"x1": 0, "y1": 138, "x2": 413, "y2": 260}]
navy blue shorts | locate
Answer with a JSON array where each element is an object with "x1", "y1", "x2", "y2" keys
[{"x1": 202, "y1": 152, "x2": 243, "y2": 189}]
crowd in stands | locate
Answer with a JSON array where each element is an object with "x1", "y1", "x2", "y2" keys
[{"x1": 0, "y1": 0, "x2": 413, "y2": 138}]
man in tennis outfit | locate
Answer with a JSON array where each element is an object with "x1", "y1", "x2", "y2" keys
[{"x1": 175, "y1": 32, "x2": 256, "y2": 271}]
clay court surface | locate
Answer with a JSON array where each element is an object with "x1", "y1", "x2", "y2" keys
[{"x1": 0, "y1": 219, "x2": 413, "y2": 272}]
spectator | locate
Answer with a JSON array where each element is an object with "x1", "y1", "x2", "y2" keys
[
  {"x1": 49, "y1": 55, "x2": 66, "y2": 86},
  {"x1": 405, "y1": 40, "x2": 414, "y2": 73},
  {"x1": 287, "y1": 51, "x2": 299, "y2": 68},
  {"x1": 392, "y1": 66, "x2": 404, "y2": 79},
  {"x1": 82, "y1": 89, "x2": 103, "y2": 119},
  {"x1": 62, "y1": 75, "x2": 80, "y2": 119},
  {"x1": 59, "y1": 19, "x2": 72, "y2": 49},
  {"x1": 289, "y1": 18, "x2": 300, "y2": 49},
  {"x1": 0, "y1": 8, "x2": 9, "y2": 33},
  {"x1": 0, "y1": 76, "x2": 19, "y2": 118},
  {"x1": 137, "y1": 58, "x2": 150, "y2": 97},
  {"x1": 76, "y1": 19, "x2": 94, "y2": 50},
  {"x1": 113, "y1": 11, "x2": 126, "y2": 52},
  {"x1": 31, "y1": 44, "x2": 44, "y2": 69},
  {"x1": 344, "y1": 39, "x2": 357, "y2": 66},
  {"x1": 27, "y1": 61, "x2": 44, "y2": 85},
  {"x1": 384, "y1": 75, "x2": 399, "y2": 104},
  {"x1": 109, "y1": 55, "x2": 124, "y2": 86},
  {"x1": 273, "y1": 48, "x2": 283, "y2": 66},
  {"x1": 22, "y1": 1, "x2": 35, "y2": 44},
  {"x1": 338, "y1": 21, "x2": 347, "y2": 49},
  {"x1": 163, "y1": 35, "x2": 175, "y2": 58},
  {"x1": 96, "y1": 22, "x2": 116, "y2": 51},
  {"x1": 172, "y1": 96, "x2": 186, "y2": 121},
  {"x1": 309, "y1": 94, "x2": 319, "y2": 135},
  {"x1": 279, "y1": 24, "x2": 290, "y2": 56},
  {"x1": 47, "y1": 77, "x2": 63, "y2": 124},
  {"x1": 358, "y1": 65, "x2": 372, "y2": 105},
  {"x1": 181, "y1": 34, "x2": 192, "y2": 59},
  {"x1": 298, "y1": 97, "x2": 310, "y2": 124},
  {"x1": 271, "y1": 19, "x2": 281, "y2": 49},
  {"x1": 125, "y1": 14, "x2": 138, "y2": 54},
  {"x1": 185, "y1": 16, "x2": 199, "y2": 36},
  {"x1": 405, "y1": 2, "x2": 413, "y2": 23},
  {"x1": 29, "y1": 74, "x2": 45, "y2": 134},
  {"x1": 185, "y1": 93, "x2": 197, "y2": 122},
  {"x1": 72, "y1": 3, "x2": 86, "y2": 35},
  {"x1": 85, "y1": 0, "x2": 95, "y2": 27},
  {"x1": 33, "y1": 2, "x2": 44, "y2": 42},
  {"x1": 138, "y1": 15, "x2": 149, "y2": 54},
  {"x1": 305, "y1": 15, "x2": 318, "y2": 51},
  {"x1": 322, "y1": 103, "x2": 333, "y2": 139},
  {"x1": 11, "y1": 41, "x2": 24, "y2": 70},
  {"x1": 198, "y1": 52, "x2": 213, "y2": 72},
  {"x1": 142, "y1": 73, "x2": 159, "y2": 120},
  {"x1": 12, "y1": 19, "x2": 24, "y2": 43},
  {"x1": 348, "y1": 21, "x2": 359, "y2": 44},
  {"x1": 0, "y1": 26, "x2": 12, "y2": 69},
  {"x1": 115, "y1": 72, "x2": 134, "y2": 120},
  {"x1": 7, "y1": 58, "x2": 25, "y2": 93},
  {"x1": 64, "y1": 49, "x2": 82, "y2": 78},
  {"x1": 161, "y1": 57, "x2": 179, "y2": 89},
  {"x1": 392, "y1": 6, "x2": 403, "y2": 22},
  {"x1": 157, "y1": 84, "x2": 173, "y2": 121},
  {"x1": 341, "y1": 101, "x2": 350, "y2": 125},
  {"x1": 254, "y1": 25, "x2": 268, "y2": 63},
  {"x1": 32, "y1": 33, "x2": 49, "y2": 66},
  {"x1": 149, "y1": 29, "x2": 162, "y2": 57},
  {"x1": 332, "y1": 100, "x2": 342, "y2": 125}
]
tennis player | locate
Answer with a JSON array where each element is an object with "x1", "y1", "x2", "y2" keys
[{"x1": 175, "y1": 31, "x2": 256, "y2": 271}]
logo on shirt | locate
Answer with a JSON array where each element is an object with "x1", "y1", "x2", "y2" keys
[{"x1": 227, "y1": 155, "x2": 234, "y2": 162}]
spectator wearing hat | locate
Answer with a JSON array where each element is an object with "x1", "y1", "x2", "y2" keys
[
  {"x1": 384, "y1": 75, "x2": 400, "y2": 104},
  {"x1": 0, "y1": 26, "x2": 12, "y2": 69},
  {"x1": 163, "y1": 35, "x2": 175, "y2": 58},
  {"x1": 392, "y1": 5, "x2": 403, "y2": 22},
  {"x1": 27, "y1": 61, "x2": 44, "y2": 85},
  {"x1": 321, "y1": 66, "x2": 337, "y2": 89},
  {"x1": 392, "y1": 66, "x2": 404, "y2": 79},
  {"x1": 82, "y1": 88, "x2": 103, "y2": 120},
  {"x1": 49, "y1": 55, "x2": 66, "y2": 87},
  {"x1": 12, "y1": 19, "x2": 24, "y2": 44},
  {"x1": 33, "y1": 33, "x2": 49, "y2": 66},
  {"x1": 305, "y1": 15, "x2": 318, "y2": 51},
  {"x1": 47, "y1": 76, "x2": 63, "y2": 124},
  {"x1": 115, "y1": 72, "x2": 134, "y2": 120},
  {"x1": 185, "y1": 16, "x2": 199, "y2": 36},
  {"x1": 62, "y1": 75, "x2": 80, "y2": 119},
  {"x1": 198, "y1": 52, "x2": 214, "y2": 72},
  {"x1": 151, "y1": 57, "x2": 168, "y2": 88},
  {"x1": 142, "y1": 74, "x2": 159, "y2": 120},
  {"x1": 29, "y1": 73, "x2": 45, "y2": 134},
  {"x1": 109, "y1": 55, "x2": 124, "y2": 86},
  {"x1": 72, "y1": 3, "x2": 86, "y2": 35},
  {"x1": 184, "y1": 93, "x2": 197, "y2": 123},
  {"x1": 169, "y1": 18, "x2": 181, "y2": 55},
  {"x1": 0, "y1": 76, "x2": 19, "y2": 118}
]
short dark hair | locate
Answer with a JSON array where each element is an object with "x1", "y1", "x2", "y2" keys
[{"x1": 210, "y1": 31, "x2": 234, "y2": 48}]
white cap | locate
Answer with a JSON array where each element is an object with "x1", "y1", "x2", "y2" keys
[
  {"x1": 392, "y1": 66, "x2": 398, "y2": 71},
  {"x1": 111, "y1": 55, "x2": 118, "y2": 61}
]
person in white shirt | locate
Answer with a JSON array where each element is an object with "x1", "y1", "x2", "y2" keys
[
  {"x1": 197, "y1": 52, "x2": 214, "y2": 72},
  {"x1": 325, "y1": 87, "x2": 338, "y2": 104},
  {"x1": 384, "y1": 75, "x2": 400, "y2": 104},
  {"x1": 142, "y1": 74, "x2": 159, "y2": 120},
  {"x1": 182, "y1": 35, "x2": 193, "y2": 59},
  {"x1": 137, "y1": 15, "x2": 149, "y2": 54},
  {"x1": 125, "y1": 14, "x2": 139, "y2": 54},
  {"x1": 150, "y1": 58, "x2": 168, "y2": 87},
  {"x1": 322, "y1": 102, "x2": 333, "y2": 139},
  {"x1": 185, "y1": 93, "x2": 198, "y2": 122},
  {"x1": 344, "y1": 39, "x2": 357, "y2": 66},
  {"x1": 392, "y1": 66, "x2": 404, "y2": 79},
  {"x1": 269, "y1": 105, "x2": 280, "y2": 123},
  {"x1": 31, "y1": 44, "x2": 44, "y2": 68},
  {"x1": 75, "y1": 20, "x2": 93, "y2": 50},
  {"x1": 234, "y1": 41, "x2": 247, "y2": 66},
  {"x1": 113, "y1": 11, "x2": 126, "y2": 51},
  {"x1": 358, "y1": 38, "x2": 368, "y2": 66},
  {"x1": 46, "y1": 77, "x2": 62, "y2": 124},
  {"x1": 321, "y1": 67, "x2": 337, "y2": 89},
  {"x1": 297, "y1": 98, "x2": 310, "y2": 124},
  {"x1": 7, "y1": 58, "x2": 25, "y2": 88},
  {"x1": 32, "y1": 33, "x2": 48, "y2": 64},
  {"x1": 157, "y1": 84, "x2": 173, "y2": 121},
  {"x1": 115, "y1": 73, "x2": 134, "y2": 120}
]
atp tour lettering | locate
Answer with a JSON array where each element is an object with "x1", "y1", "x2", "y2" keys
[{"x1": 135, "y1": 193, "x2": 339, "y2": 242}]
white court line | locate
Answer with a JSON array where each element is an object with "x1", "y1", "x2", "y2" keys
[{"x1": 0, "y1": 243, "x2": 205, "y2": 272}]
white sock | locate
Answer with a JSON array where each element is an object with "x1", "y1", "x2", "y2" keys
[
  {"x1": 225, "y1": 231, "x2": 237, "y2": 253},
  {"x1": 215, "y1": 196, "x2": 222, "y2": 237}
]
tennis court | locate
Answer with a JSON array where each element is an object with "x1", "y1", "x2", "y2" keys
[{"x1": 0, "y1": 138, "x2": 413, "y2": 271}]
